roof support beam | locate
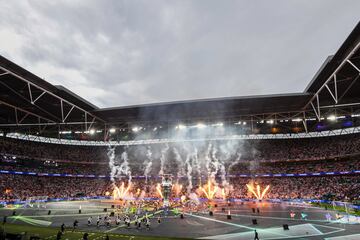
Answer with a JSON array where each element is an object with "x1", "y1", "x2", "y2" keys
[
  {"x1": 310, "y1": 94, "x2": 321, "y2": 121},
  {"x1": 27, "y1": 83, "x2": 33, "y2": 103},
  {"x1": 0, "y1": 65, "x2": 105, "y2": 124},
  {"x1": 347, "y1": 59, "x2": 360, "y2": 73},
  {"x1": 0, "y1": 81, "x2": 61, "y2": 122},
  {"x1": 32, "y1": 91, "x2": 46, "y2": 104},
  {"x1": 304, "y1": 41, "x2": 360, "y2": 112},
  {"x1": 0, "y1": 99, "x2": 55, "y2": 124},
  {"x1": 0, "y1": 72, "x2": 9, "y2": 77},
  {"x1": 63, "y1": 105, "x2": 75, "y2": 123}
]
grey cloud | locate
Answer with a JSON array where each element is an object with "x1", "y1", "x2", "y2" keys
[{"x1": 0, "y1": 0, "x2": 359, "y2": 107}]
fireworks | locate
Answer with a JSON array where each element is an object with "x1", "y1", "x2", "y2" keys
[
  {"x1": 199, "y1": 180, "x2": 218, "y2": 200},
  {"x1": 113, "y1": 182, "x2": 131, "y2": 200},
  {"x1": 221, "y1": 188, "x2": 226, "y2": 200},
  {"x1": 156, "y1": 183, "x2": 164, "y2": 198},
  {"x1": 172, "y1": 183, "x2": 183, "y2": 196},
  {"x1": 246, "y1": 182, "x2": 270, "y2": 200}
]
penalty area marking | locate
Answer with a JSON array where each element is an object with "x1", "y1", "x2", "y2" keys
[{"x1": 185, "y1": 212, "x2": 291, "y2": 238}]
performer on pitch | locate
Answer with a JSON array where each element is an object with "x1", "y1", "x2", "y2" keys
[{"x1": 87, "y1": 216, "x2": 92, "y2": 226}]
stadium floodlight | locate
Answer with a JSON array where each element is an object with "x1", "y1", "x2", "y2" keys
[
  {"x1": 196, "y1": 123, "x2": 207, "y2": 129},
  {"x1": 243, "y1": 122, "x2": 247, "y2": 125},
  {"x1": 177, "y1": 124, "x2": 186, "y2": 130},
  {"x1": 292, "y1": 118, "x2": 302, "y2": 122},
  {"x1": 109, "y1": 128, "x2": 116, "y2": 133},
  {"x1": 89, "y1": 129, "x2": 96, "y2": 135},
  {"x1": 132, "y1": 126, "x2": 141, "y2": 132},
  {"x1": 59, "y1": 131, "x2": 71, "y2": 134},
  {"x1": 212, "y1": 122, "x2": 223, "y2": 127},
  {"x1": 153, "y1": 127, "x2": 158, "y2": 131},
  {"x1": 266, "y1": 120, "x2": 274, "y2": 124},
  {"x1": 327, "y1": 115, "x2": 336, "y2": 121}
]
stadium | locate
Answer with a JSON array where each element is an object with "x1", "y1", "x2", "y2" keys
[{"x1": 0, "y1": 5, "x2": 360, "y2": 240}]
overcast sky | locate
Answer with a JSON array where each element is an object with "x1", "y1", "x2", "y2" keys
[{"x1": 0, "y1": 1, "x2": 359, "y2": 108}]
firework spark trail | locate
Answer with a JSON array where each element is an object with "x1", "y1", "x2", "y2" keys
[
  {"x1": 143, "y1": 146, "x2": 153, "y2": 183},
  {"x1": 185, "y1": 152, "x2": 193, "y2": 193},
  {"x1": 119, "y1": 150, "x2": 132, "y2": 183},
  {"x1": 156, "y1": 184, "x2": 163, "y2": 198},
  {"x1": 246, "y1": 183, "x2": 270, "y2": 200},
  {"x1": 173, "y1": 146, "x2": 185, "y2": 179},
  {"x1": 108, "y1": 146, "x2": 132, "y2": 183},
  {"x1": 192, "y1": 147, "x2": 201, "y2": 182},
  {"x1": 200, "y1": 180, "x2": 218, "y2": 200},
  {"x1": 107, "y1": 146, "x2": 117, "y2": 182},
  {"x1": 205, "y1": 143, "x2": 219, "y2": 181},
  {"x1": 113, "y1": 182, "x2": 131, "y2": 200},
  {"x1": 159, "y1": 143, "x2": 169, "y2": 175},
  {"x1": 172, "y1": 183, "x2": 183, "y2": 196}
]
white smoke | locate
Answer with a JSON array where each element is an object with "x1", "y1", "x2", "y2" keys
[
  {"x1": 143, "y1": 146, "x2": 153, "y2": 183},
  {"x1": 107, "y1": 145, "x2": 132, "y2": 184},
  {"x1": 173, "y1": 146, "x2": 185, "y2": 179},
  {"x1": 159, "y1": 143, "x2": 169, "y2": 175}
]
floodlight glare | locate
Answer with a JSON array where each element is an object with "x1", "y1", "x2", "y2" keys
[
  {"x1": 178, "y1": 124, "x2": 186, "y2": 130},
  {"x1": 132, "y1": 126, "x2": 141, "y2": 132},
  {"x1": 196, "y1": 123, "x2": 207, "y2": 129},
  {"x1": 327, "y1": 115, "x2": 336, "y2": 121}
]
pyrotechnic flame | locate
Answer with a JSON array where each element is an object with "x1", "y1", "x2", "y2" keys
[
  {"x1": 172, "y1": 183, "x2": 183, "y2": 196},
  {"x1": 156, "y1": 183, "x2": 164, "y2": 198},
  {"x1": 221, "y1": 188, "x2": 226, "y2": 200},
  {"x1": 246, "y1": 183, "x2": 270, "y2": 200},
  {"x1": 113, "y1": 182, "x2": 131, "y2": 200},
  {"x1": 199, "y1": 180, "x2": 218, "y2": 200}
]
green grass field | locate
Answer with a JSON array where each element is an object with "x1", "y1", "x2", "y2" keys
[{"x1": 0, "y1": 223, "x2": 190, "y2": 240}]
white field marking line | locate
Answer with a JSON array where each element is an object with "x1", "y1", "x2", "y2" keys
[
  {"x1": 213, "y1": 212, "x2": 331, "y2": 223},
  {"x1": 308, "y1": 223, "x2": 324, "y2": 235},
  {"x1": 185, "y1": 213, "x2": 290, "y2": 237},
  {"x1": 324, "y1": 233, "x2": 360, "y2": 240},
  {"x1": 263, "y1": 224, "x2": 345, "y2": 240},
  {"x1": 309, "y1": 223, "x2": 346, "y2": 236},
  {"x1": 197, "y1": 223, "x2": 325, "y2": 240},
  {"x1": 311, "y1": 223, "x2": 346, "y2": 230}
]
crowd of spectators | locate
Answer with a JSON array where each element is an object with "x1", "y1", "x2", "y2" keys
[
  {"x1": 228, "y1": 176, "x2": 360, "y2": 201},
  {"x1": 0, "y1": 137, "x2": 107, "y2": 163},
  {"x1": 1, "y1": 134, "x2": 360, "y2": 202},
  {"x1": 229, "y1": 158, "x2": 360, "y2": 175},
  {"x1": 2, "y1": 133, "x2": 360, "y2": 164},
  {"x1": 1, "y1": 174, "x2": 359, "y2": 202},
  {"x1": 1, "y1": 155, "x2": 359, "y2": 176}
]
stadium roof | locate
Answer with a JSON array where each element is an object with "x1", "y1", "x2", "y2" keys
[
  {"x1": 0, "y1": 22, "x2": 359, "y2": 132},
  {"x1": 94, "y1": 93, "x2": 312, "y2": 123}
]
